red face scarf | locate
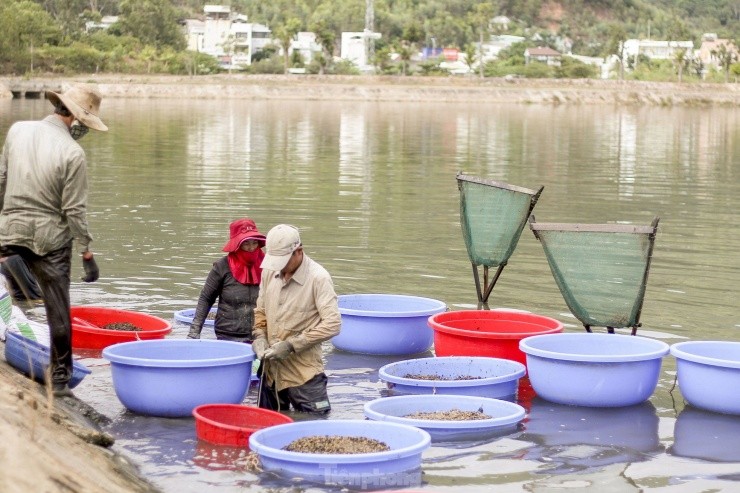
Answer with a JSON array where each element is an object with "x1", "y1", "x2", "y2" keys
[{"x1": 227, "y1": 248, "x2": 264, "y2": 285}]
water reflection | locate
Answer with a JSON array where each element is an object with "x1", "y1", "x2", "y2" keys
[
  {"x1": 519, "y1": 398, "x2": 662, "y2": 473},
  {"x1": 670, "y1": 406, "x2": 740, "y2": 462},
  {"x1": 3, "y1": 98, "x2": 739, "y2": 492}
]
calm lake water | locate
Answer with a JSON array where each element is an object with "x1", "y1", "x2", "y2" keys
[{"x1": 1, "y1": 96, "x2": 739, "y2": 492}]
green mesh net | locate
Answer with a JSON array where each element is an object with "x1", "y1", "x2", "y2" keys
[
  {"x1": 530, "y1": 220, "x2": 659, "y2": 331},
  {"x1": 458, "y1": 174, "x2": 542, "y2": 268}
]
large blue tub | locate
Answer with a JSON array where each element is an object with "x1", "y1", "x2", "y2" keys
[
  {"x1": 173, "y1": 308, "x2": 216, "y2": 326},
  {"x1": 249, "y1": 419, "x2": 430, "y2": 486},
  {"x1": 364, "y1": 394, "x2": 526, "y2": 441},
  {"x1": 102, "y1": 339, "x2": 254, "y2": 417},
  {"x1": 670, "y1": 340, "x2": 740, "y2": 415},
  {"x1": 332, "y1": 294, "x2": 446, "y2": 355},
  {"x1": 520, "y1": 333, "x2": 669, "y2": 407},
  {"x1": 4, "y1": 331, "x2": 91, "y2": 389},
  {"x1": 378, "y1": 356, "x2": 525, "y2": 399}
]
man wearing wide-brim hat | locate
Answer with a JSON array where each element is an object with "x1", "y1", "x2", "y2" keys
[{"x1": 0, "y1": 83, "x2": 107, "y2": 398}]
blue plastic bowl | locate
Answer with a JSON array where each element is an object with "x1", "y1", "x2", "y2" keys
[
  {"x1": 4, "y1": 331, "x2": 91, "y2": 389},
  {"x1": 520, "y1": 333, "x2": 669, "y2": 407},
  {"x1": 174, "y1": 308, "x2": 216, "y2": 326},
  {"x1": 332, "y1": 294, "x2": 446, "y2": 355},
  {"x1": 670, "y1": 341, "x2": 740, "y2": 415},
  {"x1": 102, "y1": 339, "x2": 254, "y2": 417},
  {"x1": 249, "y1": 419, "x2": 430, "y2": 485},
  {"x1": 378, "y1": 356, "x2": 526, "y2": 399},
  {"x1": 364, "y1": 395, "x2": 526, "y2": 441}
]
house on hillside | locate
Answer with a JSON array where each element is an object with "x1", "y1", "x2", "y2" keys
[
  {"x1": 524, "y1": 46, "x2": 562, "y2": 66},
  {"x1": 698, "y1": 33, "x2": 738, "y2": 69},
  {"x1": 480, "y1": 34, "x2": 525, "y2": 62},
  {"x1": 622, "y1": 39, "x2": 694, "y2": 60},
  {"x1": 290, "y1": 32, "x2": 323, "y2": 67},
  {"x1": 341, "y1": 31, "x2": 381, "y2": 72},
  {"x1": 183, "y1": 5, "x2": 272, "y2": 68},
  {"x1": 85, "y1": 16, "x2": 118, "y2": 33}
]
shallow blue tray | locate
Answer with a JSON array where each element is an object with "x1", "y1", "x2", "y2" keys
[
  {"x1": 4, "y1": 331, "x2": 91, "y2": 389},
  {"x1": 174, "y1": 308, "x2": 216, "y2": 326}
]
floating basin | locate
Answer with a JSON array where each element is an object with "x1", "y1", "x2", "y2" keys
[
  {"x1": 378, "y1": 356, "x2": 525, "y2": 399},
  {"x1": 174, "y1": 308, "x2": 216, "y2": 326},
  {"x1": 332, "y1": 294, "x2": 446, "y2": 355},
  {"x1": 364, "y1": 395, "x2": 526, "y2": 441},
  {"x1": 520, "y1": 333, "x2": 669, "y2": 407},
  {"x1": 428, "y1": 310, "x2": 563, "y2": 365},
  {"x1": 4, "y1": 331, "x2": 91, "y2": 389},
  {"x1": 193, "y1": 404, "x2": 293, "y2": 447},
  {"x1": 670, "y1": 340, "x2": 740, "y2": 415},
  {"x1": 71, "y1": 306, "x2": 172, "y2": 350},
  {"x1": 102, "y1": 340, "x2": 254, "y2": 417},
  {"x1": 249, "y1": 419, "x2": 430, "y2": 485}
]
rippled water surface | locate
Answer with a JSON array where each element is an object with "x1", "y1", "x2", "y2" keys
[{"x1": 2, "y1": 97, "x2": 738, "y2": 492}]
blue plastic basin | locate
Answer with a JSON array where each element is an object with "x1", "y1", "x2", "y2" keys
[
  {"x1": 4, "y1": 331, "x2": 91, "y2": 389},
  {"x1": 364, "y1": 395, "x2": 525, "y2": 441},
  {"x1": 173, "y1": 308, "x2": 216, "y2": 326},
  {"x1": 249, "y1": 419, "x2": 430, "y2": 486},
  {"x1": 378, "y1": 356, "x2": 525, "y2": 399},
  {"x1": 102, "y1": 339, "x2": 254, "y2": 417},
  {"x1": 670, "y1": 340, "x2": 740, "y2": 415},
  {"x1": 520, "y1": 333, "x2": 670, "y2": 407},
  {"x1": 332, "y1": 294, "x2": 446, "y2": 355}
]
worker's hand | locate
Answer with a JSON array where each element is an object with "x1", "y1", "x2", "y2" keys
[
  {"x1": 263, "y1": 340, "x2": 293, "y2": 361},
  {"x1": 187, "y1": 325, "x2": 201, "y2": 339},
  {"x1": 81, "y1": 254, "x2": 99, "y2": 283},
  {"x1": 251, "y1": 338, "x2": 269, "y2": 359}
]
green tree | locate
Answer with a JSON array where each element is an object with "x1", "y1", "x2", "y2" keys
[
  {"x1": 604, "y1": 23, "x2": 628, "y2": 80},
  {"x1": 673, "y1": 48, "x2": 687, "y2": 83},
  {"x1": 468, "y1": 2, "x2": 496, "y2": 79},
  {"x1": 115, "y1": 0, "x2": 185, "y2": 50},
  {"x1": 0, "y1": 0, "x2": 62, "y2": 73},
  {"x1": 712, "y1": 42, "x2": 739, "y2": 82},
  {"x1": 274, "y1": 17, "x2": 302, "y2": 74}
]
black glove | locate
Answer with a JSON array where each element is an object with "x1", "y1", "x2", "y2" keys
[
  {"x1": 187, "y1": 325, "x2": 201, "y2": 339},
  {"x1": 81, "y1": 256, "x2": 99, "y2": 283}
]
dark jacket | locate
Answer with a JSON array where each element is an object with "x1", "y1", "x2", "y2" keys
[{"x1": 190, "y1": 256, "x2": 260, "y2": 341}]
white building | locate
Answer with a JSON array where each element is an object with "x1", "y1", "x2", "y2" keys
[
  {"x1": 85, "y1": 15, "x2": 118, "y2": 33},
  {"x1": 184, "y1": 5, "x2": 272, "y2": 68},
  {"x1": 622, "y1": 39, "x2": 694, "y2": 60},
  {"x1": 341, "y1": 31, "x2": 381, "y2": 71},
  {"x1": 480, "y1": 34, "x2": 525, "y2": 62},
  {"x1": 290, "y1": 32, "x2": 323, "y2": 66}
]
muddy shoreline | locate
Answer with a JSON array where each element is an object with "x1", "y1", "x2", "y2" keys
[
  {"x1": 0, "y1": 345, "x2": 160, "y2": 493},
  {"x1": 1, "y1": 74, "x2": 738, "y2": 106}
]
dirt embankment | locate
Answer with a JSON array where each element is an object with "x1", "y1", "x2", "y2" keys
[
  {"x1": 0, "y1": 352, "x2": 159, "y2": 493},
  {"x1": 2, "y1": 74, "x2": 738, "y2": 106}
]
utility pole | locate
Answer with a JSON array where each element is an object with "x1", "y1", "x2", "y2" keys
[{"x1": 365, "y1": 0, "x2": 375, "y2": 69}]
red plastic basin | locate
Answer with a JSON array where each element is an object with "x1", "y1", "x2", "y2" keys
[
  {"x1": 428, "y1": 310, "x2": 563, "y2": 365},
  {"x1": 193, "y1": 404, "x2": 294, "y2": 447},
  {"x1": 70, "y1": 306, "x2": 172, "y2": 349}
]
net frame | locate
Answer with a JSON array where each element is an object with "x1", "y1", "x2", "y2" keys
[
  {"x1": 457, "y1": 173, "x2": 543, "y2": 307},
  {"x1": 529, "y1": 216, "x2": 660, "y2": 335}
]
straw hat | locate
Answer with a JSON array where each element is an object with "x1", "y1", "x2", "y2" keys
[{"x1": 46, "y1": 83, "x2": 108, "y2": 131}]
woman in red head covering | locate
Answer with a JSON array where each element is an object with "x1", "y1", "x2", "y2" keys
[{"x1": 187, "y1": 218, "x2": 266, "y2": 342}]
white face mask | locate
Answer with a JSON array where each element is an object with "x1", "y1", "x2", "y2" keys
[{"x1": 70, "y1": 120, "x2": 89, "y2": 140}]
